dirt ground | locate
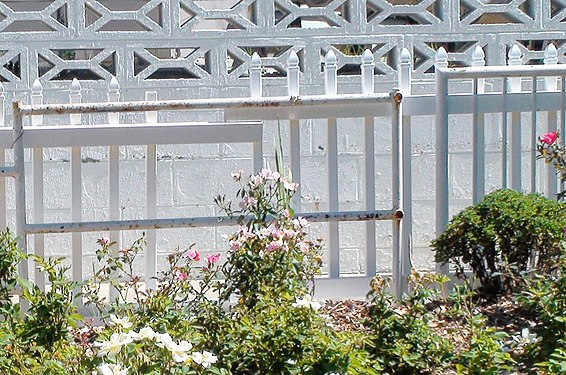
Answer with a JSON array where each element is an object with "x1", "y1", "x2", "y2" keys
[{"x1": 322, "y1": 296, "x2": 537, "y2": 374}]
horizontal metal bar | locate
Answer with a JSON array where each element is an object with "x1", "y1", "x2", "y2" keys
[
  {"x1": 16, "y1": 93, "x2": 394, "y2": 116},
  {"x1": 24, "y1": 209, "x2": 402, "y2": 234},
  {"x1": 0, "y1": 166, "x2": 17, "y2": 177},
  {"x1": 438, "y1": 64, "x2": 566, "y2": 80},
  {"x1": 225, "y1": 99, "x2": 392, "y2": 120},
  {"x1": 403, "y1": 91, "x2": 566, "y2": 116}
]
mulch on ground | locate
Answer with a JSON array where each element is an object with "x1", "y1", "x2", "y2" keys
[{"x1": 322, "y1": 295, "x2": 537, "y2": 374}]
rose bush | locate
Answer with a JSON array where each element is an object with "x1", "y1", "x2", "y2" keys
[
  {"x1": 215, "y1": 168, "x2": 322, "y2": 307},
  {"x1": 537, "y1": 131, "x2": 566, "y2": 200}
]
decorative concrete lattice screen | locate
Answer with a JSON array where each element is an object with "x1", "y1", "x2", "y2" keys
[{"x1": 0, "y1": 0, "x2": 564, "y2": 92}]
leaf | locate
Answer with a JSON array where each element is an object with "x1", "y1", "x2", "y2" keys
[{"x1": 18, "y1": 277, "x2": 33, "y2": 291}]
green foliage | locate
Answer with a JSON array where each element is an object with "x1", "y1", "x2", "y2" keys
[
  {"x1": 212, "y1": 292, "x2": 373, "y2": 375},
  {"x1": 84, "y1": 236, "x2": 222, "y2": 331},
  {"x1": 0, "y1": 229, "x2": 23, "y2": 311},
  {"x1": 449, "y1": 284, "x2": 515, "y2": 374},
  {"x1": 206, "y1": 169, "x2": 373, "y2": 374},
  {"x1": 0, "y1": 231, "x2": 87, "y2": 373},
  {"x1": 3, "y1": 167, "x2": 565, "y2": 374},
  {"x1": 432, "y1": 189, "x2": 566, "y2": 294},
  {"x1": 20, "y1": 255, "x2": 82, "y2": 348},
  {"x1": 519, "y1": 250, "x2": 566, "y2": 372},
  {"x1": 365, "y1": 272, "x2": 454, "y2": 374}
]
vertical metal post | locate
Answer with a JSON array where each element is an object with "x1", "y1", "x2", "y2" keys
[
  {"x1": 0, "y1": 82, "x2": 5, "y2": 229},
  {"x1": 250, "y1": 53, "x2": 264, "y2": 175},
  {"x1": 361, "y1": 50, "x2": 376, "y2": 277},
  {"x1": 108, "y1": 77, "x2": 121, "y2": 251},
  {"x1": 508, "y1": 45, "x2": 523, "y2": 191},
  {"x1": 502, "y1": 77, "x2": 509, "y2": 189},
  {"x1": 325, "y1": 50, "x2": 339, "y2": 278},
  {"x1": 398, "y1": 48, "x2": 412, "y2": 295},
  {"x1": 435, "y1": 47, "x2": 449, "y2": 275},
  {"x1": 145, "y1": 90, "x2": 158, "y2": 291},
  {"x1": 31, "y1": 79, "x2": 44, "y2": 289},
  {"x1": 472, "y1": 46, "x2": 486, "y2": 204},
  {"x1": 13, "y1": 102, "x2": 28, "y2": 279},
  {"x1": 391, "y1": 89, "x2": 405, "y2": 297},
  {"x1": 562, "y1": 76, "x2": 566, "y2": 199},
  {"x1": 530, "y1": 76, "x2": 538, "y2": 193},
  {"x1": 0, "y1": 149, "x2": 5, "y2": 230},
  {"x1": 435, "y1": 68, "x2": 449, "y2": 275},
  {"x1": 544, "y1": 44, "x2": 558, "y2": 197},
  {"x1": 70, "y1": 79, "x2": 82, "y2": 290}
]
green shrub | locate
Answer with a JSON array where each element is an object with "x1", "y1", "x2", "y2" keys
[
  {"x1": 432, "y1": 189, "x2": 566, "y2": 294},
  {"x1": 78, "y1": 168, "x2": 382, "y2": 374},
  {"x1": 213, "y1": 292, "x2": 377, "y2": 375},
  {"x1": 364, "y1": 272, "x2": 454, "y2": 374}
]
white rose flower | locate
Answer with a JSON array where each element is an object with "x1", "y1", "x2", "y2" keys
[
  {"x1": 108, "y1": 315, "x2": 133, "y2": 330},
  {"x1": 97, "y1": 363, "x2": 128, "y2": 375},
  {"x1": 95, "y1": 333, "x2": 133, "y2": 358},
  {"x1": 191, "y1": 351, "x2": 218, "y2": 368},
  {"x1": 292, "y1": 295, "x2": 322, "y2": 310},
  {"x1": 156, "y1": 333, "x2": 193, "y2": 362},
  {"x1": 138, "y1": 327, "x2": 157, "y2": 340}
]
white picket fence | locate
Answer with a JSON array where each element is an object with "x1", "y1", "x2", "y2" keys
[{"x1": 0, "y1": 43, "x2": 565, "y2": 299}]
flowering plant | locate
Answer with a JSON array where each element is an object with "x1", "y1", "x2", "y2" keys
[
  {"x1": 84, "y1": 237, "x2": 222, "y2": 328},
  {"x1": 91, "y1": 317, "x2": 219, "y2": 374},
  {"x1": 215, "y1": 168, "x2": 322, "y2": 307},
  {"x1": 81, "y1": 238, "x2": 225, "y2": 374},
  {"x1": 537, "y1": 131, "x2": 566, "y2": 200}
]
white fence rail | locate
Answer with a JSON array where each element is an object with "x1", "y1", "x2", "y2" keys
[{"x1": 0, "y1": 42, "x2": 565, "y2": 299}]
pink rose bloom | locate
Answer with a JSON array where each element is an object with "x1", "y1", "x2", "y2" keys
[
  {"x1": 249, "y1": 175, "x2": 263, "y2": 187},
  {"x1": 540, "y1": 131, "x2": 558, "y2": 145},
  {"x1": 271, "y1": 228, "x2": 283, "y2": 240},
  {"x1": 282, "y1": 228, "x2": 296, "y2": 239},
  {"x1": 176, "y1": 270, "x2": 188, "y2": 281},
  {"x1": 206, "y1": 253, "x2": 221, "y2": 264},
  {"x1": 187, "y1": 249, "x2": 201, "y2": 261},
  {"x1": 259, "y1": 169, "x2": 281, "y2": 180},
  {"x1": 283, "y1": 180, "x2": 299, "y2": 191},
  {"x1": 265, "y1": 240, "x2": 282, "y2": 253},
  {"x1": 292, "y1": 217, "x2": 309, "y2": 230},
  {"x1": 241, "y1": 197, "x2": 257, "y2": 208},
  {"x1": 299, "y1": 242, "x2": 310, "y2": 253},
  {"x1": 229, "y1": 240, "x2": 241, "y2": 251},
  {"x1": 259, "y1": 168, "x2": 272, "y2": 179},
  {"x1": 238, "y1": 226, "x2": 252, "y2": 238}
]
